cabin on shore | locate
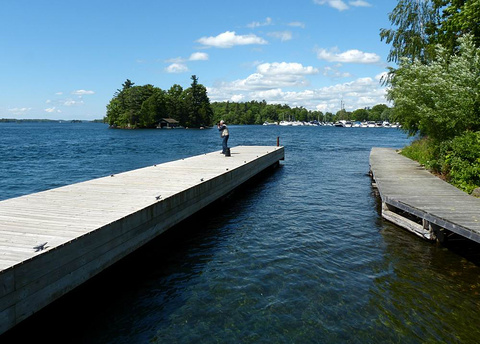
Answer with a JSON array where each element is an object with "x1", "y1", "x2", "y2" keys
[{"x1": 157, "y1": 118, "x2": 180, "y2": 129}]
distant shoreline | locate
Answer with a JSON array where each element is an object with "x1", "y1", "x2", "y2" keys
[{"x1": 0, "y1": 118, "x2": 104, "y2": 123}]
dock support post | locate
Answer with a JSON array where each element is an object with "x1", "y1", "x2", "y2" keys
[{"x1": 427, "y1": 221, "x2": 447, "y2": 243}]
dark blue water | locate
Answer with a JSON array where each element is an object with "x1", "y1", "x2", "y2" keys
[{"x1": 2, "y1": 122, "x2": 480, "y2": 343}]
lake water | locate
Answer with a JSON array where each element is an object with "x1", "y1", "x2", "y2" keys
[{"x1": 1, "y1": 122, "x2": 480, "y2": 343}]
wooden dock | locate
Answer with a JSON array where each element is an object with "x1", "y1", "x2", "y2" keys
[
  {"x1": 0, "y1": 145, "x2": 284, "y2": 335},
  {"x1": 370, "y1": 147, "x2": 480, "y2": 242}
]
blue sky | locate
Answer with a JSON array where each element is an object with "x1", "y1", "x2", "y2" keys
[{"x1": 1, "y1": 0, "x2": 399, "y2": 120}]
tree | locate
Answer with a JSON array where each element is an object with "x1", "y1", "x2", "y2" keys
[
  {"x1": 183, "y1": 75, "x2": 213, "y2": 127},
  {"x1": 166, "y1": 84, "x2": 185, "y2": 125},
  {"x1": 139, "y1": 89, "x2": 167, "y2": 128},
  {"x1": 387, "y1": 35, "x2": 480, "y2": 141},
  {"x1": 380, "y1": 0, "x2": 441, "y2": 63},
  {"x1": 370, "y1": 104, "x2": 389, "y2": 121},
  {"x1": 352, "y1": 108, "x2": 370, "y2": 121},
  {"x1": 438, "y1": 0, "x2": 480, "y2": 53}
]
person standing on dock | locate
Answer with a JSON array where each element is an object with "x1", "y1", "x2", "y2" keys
[{"x1": 217, "y1": 120, "x2": 230, "y2": 156}]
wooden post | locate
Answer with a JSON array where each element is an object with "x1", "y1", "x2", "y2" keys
[{"x1": 277, "y1": 136, "x2": 280, "y2": 147}]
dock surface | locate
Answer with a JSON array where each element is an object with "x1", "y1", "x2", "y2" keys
[
  {"x1": 370, "y1": 147, "x2": 480, "y2": 242},
  {"x1": 0, "y1": 145, "x2": 284, "y2": 335}
]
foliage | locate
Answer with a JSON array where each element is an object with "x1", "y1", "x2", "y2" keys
[
  {"x1": 105, "y1": 76, "x2": 213, "y2": 128},
  {"x1": 439, "y1": 131, "x2": 480, "y2": 193},
  {"x1": 381, "y1": 0, "x2": 480, "y2": 64},
  {"x1": 401, "y1": 132, "x2": 480, "y2": 194},
  {"x1": 380, "y1": 0, "x2": 440, "y2": 63},
  {"x1": 438, "y1": 0, "x2": 480, "y2": 53},
  {"x1": 384, "y1": 1, "x2": 480, "y2": 193},
  {"x1": 400, "y1": 136, "x2": 441, "y2": 171},
  {"x1": 387, "y1": 35, "x2": 480, "y2": 141}
]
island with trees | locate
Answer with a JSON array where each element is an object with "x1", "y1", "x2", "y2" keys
[{"x1": 105, "y1": 75, "x2": 214, "y2": 129}]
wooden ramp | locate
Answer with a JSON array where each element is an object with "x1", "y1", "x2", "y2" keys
[
  {"x1": 0, "y1": 145, "x2": 284, "y2": 335},
  {"x1": 370, "y1": 147, "x2": 480, "y2": 242}
]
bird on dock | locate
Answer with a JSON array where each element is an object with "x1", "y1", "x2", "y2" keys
[
  {"x1": 156, "y1": 195, "x2": 162, "y2": 200},
  {"x1": 33, "y1": 242, "x2": 48, "y2": 252}
]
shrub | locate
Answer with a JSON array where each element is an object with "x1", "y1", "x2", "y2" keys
[
  {"x1": 401, "y1": 137, "x2": 441, "y2": 172},
  {"x1": 439, "y1": 131, "x2": 480, "y2": 194}
]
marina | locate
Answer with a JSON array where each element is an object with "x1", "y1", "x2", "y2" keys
[
  {"x1": 370, "y1": 147, "x2": 480, "y2": 243},
  {"x1": 0, "y1": 145, "x2": 284, "y2": 335}
]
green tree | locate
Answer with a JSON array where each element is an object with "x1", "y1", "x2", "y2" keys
[
  {"x1": 183, "y1": 75, "x2": 213, "y2": 127},
  {"x1": 166, "y1": 84, "x2": 185, "y2": 125},
  {"x1": 380, "y1": 0, "x2": 441, "y2": 63},
  {"x1": 387, "y1": 35, "x2": 480, "y2": 140},
  {"x1": 352, "y1": 108, "x2": 370, "y2": 122},
  {"x1": 139, "y1": 89, "x2": 167, "y2": 128},
  {"x1": 438, "y1": 0, "x2": 480, "y2": 53},
  {"x1": 370, "y1": 104, "x2": 389, "y2": 122}
]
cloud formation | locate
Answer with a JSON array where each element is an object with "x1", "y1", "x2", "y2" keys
[
  {"x1": 288, "y1": 21, "x2": 306, "y2": 29},
  {"x1": 45, "y1": 107, "x2": 61, "y2": 113},
  {"x1": 314, "y1": 0, "x2": 349, "y2": 11},
  {"x1": 247, "y1": 17, "x2": 273, "y2": 29},
  {"x1": 313, "y1": 0, "x2": 372, "y2": 11},
  {"x1": 189, "y1": 52, "x2": 209, "y2": 61},
  {"x1": 216, "y1": 62, "x2": 319, "y2": 91},
  {"x1": 7, "y1": 107, "x2": 31, "y2": 115},
  {"x1": 63, "y1": 99, "x2": 84, "y2": 106},
  {"x1": 267, "y1": 31, "x2": 293, "y2": 42},
  {"x1": 316, "y1": 47, "x2": 380, "y2": 64},
  {"x1": 196, "y1": 31, "x2": 268, "y2": 48},
  {"x1": 72, "y1": 90, "x2": 95, "y2": 95},
  {"x1": 165, "y1": 63, "x2": 189, "y2": 73}
]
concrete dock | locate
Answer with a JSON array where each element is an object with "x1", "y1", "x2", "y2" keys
[
  {"x1": 370, "y1": 147, "x2": 480, "y2": 242},
  {"x1": 0, "y1": 145, "x2": 284, "y2": 335}
]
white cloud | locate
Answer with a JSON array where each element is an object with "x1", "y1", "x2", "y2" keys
[
  {"x1": 189, "y1": 52, "x2": 209, "y2": 61},
  {"x1": 247, "y1": 17, "x2": 273, "y2": 29},
  {"x1": 257, "y1": 62, "x2": 318, "y2": 76},
  {"x1": 267, "y1": 31, "x2": 293, "y2": 42},
  {"x1": 45, "y1": 107, "x2": 61, "y2": 113},
  {"x1": 7, "y1": 107, "x2": 31, "y2": 115},
  {"x1": 166, "y1": 56, "x2": 185, "y2": 63},
  {"x1": 64, "y1": 99, "x2": 84, "y2": 106},
  {"x1": 196, "y1": 31, "x2": 268, "y2": 48},
  {"x1": 218, "y1": 62, "x2": 319, "y2": 91},
  {"x1": 313, "y1": 0, "x2": 349, "y2": 11},
  {"x1": 288, "y1": 21, "x2": 306, "y2": 29},
  {"x1": 72, "y1": 90, "x2": 95, "y2": 95},
  {"x1": 316, "y1": 47, "x2": 380, "y2": 64},
  {"x1": 55, "y1": 92, "x2": 63, "y2": 95},
  {"x1": 323, "y1": 66, "x2": 353, "y2": 78},
  {"x1": 231, "y1": 94, "x2": 245, "y2": 102},
  {"x1": 165, "y1": 63, "x2": 189, "y2": 73},
  {"x1": 349, "y1": 0, "x2": 372, "y2": 7}
]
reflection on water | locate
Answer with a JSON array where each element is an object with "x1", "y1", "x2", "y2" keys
[{"x1": 1, "y1": 123, "x2": 480, "y2": 343}]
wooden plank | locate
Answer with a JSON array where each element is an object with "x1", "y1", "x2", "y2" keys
[
  {"x1": 370, "y1": 147, "x2": 480, "y2": 241},
  {"x1": 0, "y1": 145, "x2": 284, "y2": 335}
]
